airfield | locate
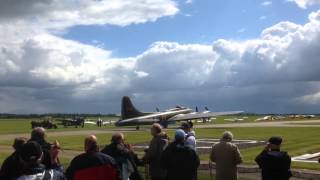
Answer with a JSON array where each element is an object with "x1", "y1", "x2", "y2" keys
[{"x1": 1, "y1": 115, "x2": 320, "y2": 179}]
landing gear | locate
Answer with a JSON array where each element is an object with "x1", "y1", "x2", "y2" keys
[{"x1": 136, "y1": 126, "x2": 140, "y2": 130}]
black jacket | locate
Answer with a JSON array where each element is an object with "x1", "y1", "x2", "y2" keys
[
  {"x1": 162, "y1": 141, "x2": 200, "y2": 180},
  {"x1": 0, "y1": 151, "x2": 24, "y2": 180},
  {"x1": 101, "y1": 143, "x2": 143, "y2": 180},
  {"x1": 28, "y1": 138, "x2": 52, "y2": 168},
  {"x1": 255, "y1": 150, "x2": 292, "y2": 180}
]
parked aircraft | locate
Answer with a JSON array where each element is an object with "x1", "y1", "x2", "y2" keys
[
  {"x1": 56, "y1": 116, "x2": 85, "y2": 128},
  {"x1": 115, "y1": 96, "x2": 243, "y2": 129},
  {"x1": 255, "y1": 115, "x2": 286, "y2": 121},
  {"x1": 224, "y1": 118, "x2": 244, "y2": 122},
  {"x1": 85, "y1": 117, "x2": 115, "y2": 127}
]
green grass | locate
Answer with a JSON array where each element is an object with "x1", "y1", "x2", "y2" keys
[
  {"x1": 0, "y1": 118, "x2": 118, "y2": 134},
  {"x1": 0, "y1": 115, "x2": 318, "y2": 134}
]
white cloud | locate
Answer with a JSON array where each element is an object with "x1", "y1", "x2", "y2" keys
[
  {"x1": 0, "y1": 0, "x2": 179, "y2": 29},
  {"x1": 288, "y1": 0, "x2": 320, "y2": 8},
  {"x1": 259, "y1": 16, "x2": 267, "y2": 20},
  {"x1": 261, "y1": 1, "x2": 272, "y2": 6},
  {"x1": 297, "y1": 91, "x2": 320, "y2": 104},
  {"x1": 185, "y1": 0, "x2": 193, "y2": 4},
  {"x1": 237, "y1": 28, "x2": 246, "y2": 33}
]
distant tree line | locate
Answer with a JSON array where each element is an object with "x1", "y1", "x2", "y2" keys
[{"x1": 0, "y1": 113, "x2": 118, "y2": 119}]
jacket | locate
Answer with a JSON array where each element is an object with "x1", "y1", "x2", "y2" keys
[
  {"x1": 144, "y1": 133, "x2": 168, "y2": 179},
  {"x1": 65, "y1": 152, "x2": 119, "y2": 180},
  {"x1": 101, "y1": 143, "x2": 143, "y2": 180},
  {"x1": 255, "y1": 150, "x2": 292, "y2": 180},
  {"x1": 0, "y1": 151, "x2": 24, "y2": 179},
  {"x1": 162, "y1": 141, "x2": 200, "y2": 180},
  {"x1": 210, "y1": 141, "x2": 243, "y2": 180}
]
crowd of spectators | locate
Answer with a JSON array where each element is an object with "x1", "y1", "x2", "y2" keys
[{"x1": 0, "y1": 123, "x2": 294, "y2": 180}]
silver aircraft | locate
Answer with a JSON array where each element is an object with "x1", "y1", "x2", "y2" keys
[{"x1": 115, "y1": 96, "x2": 243, "y2": 129}]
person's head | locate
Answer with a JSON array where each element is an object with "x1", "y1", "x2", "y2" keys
[
  {"x1": 111, "y1": 133, "x2": 124, "y2": 144},
  {"x1": 49, "y1": 140, "x2": 61, "y2": 160},
  {"x1": 13, "y1": 137, "x2": 27, "y2": 151},
  {"x1": 30, "y1": 127, "x2": 46, "y2": 141},
  {"x1": 268, "y1": 136, "x2": 282, "y2": 150},
  {"x1": 85, "y1": 135, "x2": 98, "y2": 153},
  {"x1": 180, "y1": 122, "x2": 190, "y2": 133},
  {"x1": 221, "y1": 131, "x2": 233, "y2": 142},
  {"x1": 20, "y1": 141, "x2": 43, "y2": 164},
  {"x1": 151, "y1": 123, "x2": 162, "y2": 136},
  {"x1": 175, "y1": 129, "x2": 186, "y2": 143}
]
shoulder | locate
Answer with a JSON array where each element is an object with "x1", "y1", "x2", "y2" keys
[
  {"x1": 96, "y1": 152, "x2": 117, "y2": 165},
  {"x1": 70, "y1": 153, "x2": 89, "y2": 164},
  {"x1": 280, "y1": 151, "x2": 291, "y2": 158}
]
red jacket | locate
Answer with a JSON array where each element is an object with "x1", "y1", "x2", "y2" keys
[{"x1": 66, "y1": 152, "x2": 119, "y2": 180}]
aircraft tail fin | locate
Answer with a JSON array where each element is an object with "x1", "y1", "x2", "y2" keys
[{"x1": 121, "y1": 96, "x2": 144, "y2": 120}]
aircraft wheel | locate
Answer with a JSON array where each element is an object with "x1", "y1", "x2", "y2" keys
[{"x1": 136, "y1": 126, "x2": 140, "y2": 130}]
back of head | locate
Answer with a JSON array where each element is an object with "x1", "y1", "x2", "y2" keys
[
  {"x1": 85, "y1": 135, "x2": 98, "y2": 153},
  {"x1": 151, "y1": 123, "x2": 162, "y2": 136},
  {"x1": 13, "y1": 137, "x2": 27, "y2": 151},
  {"x1": 20, "y1": 141, "x2": 43, "y2": 163},
  {"x1": 111, "y1": 133, "x2": 124, "y2": 144},
  {"x1": 175, "y1": 129, "x2": 186, "y2": 143},
  {"x1": 30, "y1": 127, "x2": 46, "y2": 142},
  {"x1": 268, "y1": 136, "x2": 283, "y2": 150},
  {"x1": 221, "y1": 131, "x2": 233, "y2": 142},
  {"x1": 180, "y1": 122, "x2": 190, "y2": 132}
]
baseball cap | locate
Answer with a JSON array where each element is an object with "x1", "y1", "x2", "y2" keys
[{"x1": 268, "y1": 136, "x2": 282, "y2": 145}]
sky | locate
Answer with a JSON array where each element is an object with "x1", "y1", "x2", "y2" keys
[{"x1": 0, "y1": 0, "x2": 320, "y2": 114}]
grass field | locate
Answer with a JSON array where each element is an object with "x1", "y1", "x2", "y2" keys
[
  {"x1": 0, "y1": 115, "x2": 317, "y2": 134},
  {"x1": 0, "y1": 117, "x2": 319, "y2": 179}
]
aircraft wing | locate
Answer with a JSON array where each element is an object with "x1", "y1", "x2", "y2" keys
[
  {"x1": 84, "y1": 121, "x2": 96, "y2": 125},
  {"x1": 102, "y1": 120, "x2": 116, "y2": 125},
  {"x1": 119, "y1": 109, "x2": 191, "y2": 123},
  {"x1": 168, "y1": 111, "x2": 243, "y2": 122}
]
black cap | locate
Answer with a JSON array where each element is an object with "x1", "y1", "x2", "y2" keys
[
  {"x1": 268, "y1": 136, "x2": 282, "y2": 145},
  {"x1": 20, "y1": 141, "x2": 42, "y2": 162},
  {"x1": 180, "y1": 122, "x2": 190, "y2": 129}
]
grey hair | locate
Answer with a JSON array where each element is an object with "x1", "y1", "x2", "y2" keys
[{"x1": 221, "y1": 131, "x2": 233, "y2": 142}]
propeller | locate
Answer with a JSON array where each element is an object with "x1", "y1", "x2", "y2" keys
[
  {"x1": 195, "y1": 106, "x2": 199, "y2": 112},
  {"x1": 205, "y1": 107, "x2": 209, "y2": 111},
  {"x1": 156, "y1": 107, "x2": 160, "y2": 112}
]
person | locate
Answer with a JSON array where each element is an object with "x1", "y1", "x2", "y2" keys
[
  {"x1": 0, "y1": 137, "x2": 27, "y2": 180},
  {"x1": 255, "y1": 136, "x2": 292, "y2": 180},
  {"x1": 181, "y1": 122, "x2": 196, "y2": 149},
  {"x1": 29, "y1": 127, "x2": 52, "y2": 168},
  {"x1": 162, "y1": 129, "x2": 200, "y2": 180},
  {"x1": 66, "y1": 135, "x2": 119, "y2": 180},
  {"x1": 101, "y1": 133, "x2": 143, "y2": 180},
  {"x1": 16, "y1": 141, "x2": 46, "y2": 180},
  {"x1": 17, "y1": 141, "x2": 65, "y2": 180},
  {"x1": 210, "y1": 131, "x2": 243, "y2": 180},
  {"x1": 47, "y1": 140, "x2": 65, "y2": 180},
  {"x1": 143, "y1": 123, "x2": 169, "y2": 180}
]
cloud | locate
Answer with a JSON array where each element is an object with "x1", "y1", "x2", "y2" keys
[
  {"x1": 237, "y1": 28, "x2": 246, "y2": 33},
  {"x1": 259, "y1": 16, "x2": 267, "y2": 20},
  {"x1": 185, "y1": 0, "x2": 193, "y2": 4},
  {"x1": 0, "y1": 0, "x2": 179, "y2": 29},
  {"x1": 1, "y1": 1, "x2": 320, "y2": 113},
  {"x1": 261, "y1": 1, "x2": 272, "y2": 6},
  {"x1": 288, "y1": 0, "x2": 320, "y2": 8}
]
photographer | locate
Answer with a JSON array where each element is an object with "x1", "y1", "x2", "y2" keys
[{"x1": 255, "y1": 136, "x2": 292, "y2": 180}]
